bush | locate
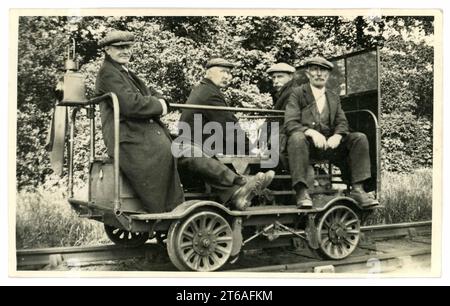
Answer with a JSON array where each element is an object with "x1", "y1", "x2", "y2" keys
[{"x1": 381, "y1": 112, "x2": 433, "y2": 172}]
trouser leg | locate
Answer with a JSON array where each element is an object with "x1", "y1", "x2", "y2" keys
[
  {"x1": 287, "y1": 131, "x2": 311, "y2": 188},
  {"x1": 331, "y1": 132, "x2": 371, "y2": 184},
  {"x1": 178, "y1": 157, "x2": 237, "y2": 187},
  {"x1": 178, "y1": 156, "x2": 240, "y2": 203}
]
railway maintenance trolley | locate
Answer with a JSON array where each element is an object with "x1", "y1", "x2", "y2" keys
[{"x1": 56, "y1": 48, "x2": 382, "y2": 271}]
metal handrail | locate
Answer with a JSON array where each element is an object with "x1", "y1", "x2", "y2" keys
[
  {"x1": 61, "y1": 92, "x2": 121, "y2": 214},
  {"x1": 344, "y1": 109, "x2": 379, "y2": 128},
  {"x1": 169, "y1": 103, "x2": 285, "y2": 114},
  {"x1": 344, "y1": 108, "x2": 381, "y2": 196}
]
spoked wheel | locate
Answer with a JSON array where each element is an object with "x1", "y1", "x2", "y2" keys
[
  {"x1": 168, "y1": 210, "x2": 234, "y2": 272},
  {"x1": 315, "y1": 205, "x2": 361, "y2": 260},
  {"x1": 104, "y1": 224, "x2": 150, "y2": 247}
]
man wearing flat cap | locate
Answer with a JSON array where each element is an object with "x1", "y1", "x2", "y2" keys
[
  {"x1": 266, "y1": 63, "x2": 297, "y2": 167},
  {"x1": 95, "y1": 32, "x2": 273, "y2": 212},
  {"x1": 180, "y1": 57, "x2": 250, "y2": 156},
  {"x1": 284, "y1": 56, "x2": 378, "y2": 208},
  {"x1": 267, "y1": 63, "x2": 297, "y2": 111},
  {"x1": 96, "y1": 30, "x2": 181, "y2": 214},
  {"x1": 178, "y1": 57, "x2": 275, "y2": 209}
]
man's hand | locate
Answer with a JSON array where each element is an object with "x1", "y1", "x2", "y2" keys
[
  {"x1": 158, "y1": 99, "x2": 168, "y2": 115},
  {"x1": 327, "y1": 134, "x2": 343, "y2": 149},
  {"x1": 250, "y1": 147, "x2": 261, "y2": 156},
  {"x1": 305, "y1": 129, "x2": 327, "y2": 150}
]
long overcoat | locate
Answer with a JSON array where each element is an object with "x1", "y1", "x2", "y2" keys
[{"x1": 95, "y1": 55, "x2": 184, "y2": 213}]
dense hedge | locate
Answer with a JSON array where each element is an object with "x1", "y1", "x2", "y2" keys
[{"x1": 16, "y1": 16, "x2": 434, "y2": 190}]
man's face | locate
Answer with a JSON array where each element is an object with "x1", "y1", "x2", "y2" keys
[
  {"x1": 206, "y1": 66, "x2": 232, "y2": 88},
  {"x1": 271, "y1": 72, "x2": 293, "y2": 91},
  {"x1": 105, "y1": 44, "x2": 133, "y2": 65},
  {"x1": 306, "y1": 65, "x2": 331, "y2": 89}
]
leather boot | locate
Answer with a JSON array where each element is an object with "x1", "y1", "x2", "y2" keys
[
  {"x1": 294, "y1": 183, "x2": 313, "y2": 208},
  {"x1": 231, "y1": 171, "x2": 275, "y2": 210},
  {"x1": 349, "y1": 183, "x2": 379, "y2": 207}
]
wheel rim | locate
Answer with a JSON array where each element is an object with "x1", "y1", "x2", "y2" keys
[
  {"x1": 104, "y1": 224, "x2": 149, "y2": 247},
  {"x1": 317, "y1": 205, "x2": 360, "y2": 259},
  {"x1": 167, "y1": 221, "x2": 189, "y2": 271},
  {"x1": 176, "y1": 211, "x2": 233, "y2": 272}
]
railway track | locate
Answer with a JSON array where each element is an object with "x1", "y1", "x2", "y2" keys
[
  {"x1": 16, "y1": 221, "x2": 432, "y2": 272},
  {"x1": 231, "y1": 248, "x2": 431, "y2": 273}
]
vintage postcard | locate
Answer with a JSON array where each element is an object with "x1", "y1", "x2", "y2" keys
[{"x1": 8, "y1": 8, "x2": 442, "y2": 281}]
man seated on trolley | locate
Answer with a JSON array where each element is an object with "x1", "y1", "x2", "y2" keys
[
  {"x1": 265, "y1": 62, "x2": 297, "y2": 169},
  {"x1": 284, "y1": 57, "x2": 379, "y2": 209}
]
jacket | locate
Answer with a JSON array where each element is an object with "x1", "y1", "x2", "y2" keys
[
  {"x1": 284, "y1": 83, "x2": 349, "y2": 138},
  {"x1": 95, "y1": 55, "x2": 184, "y2": 213},
  {"x1": 180, "y1": 78, "x2": 248, "y2": 155}
]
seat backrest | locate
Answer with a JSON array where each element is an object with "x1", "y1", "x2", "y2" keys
[{"x1": 89, "y1": 159, "x2": 147, "y2": 213}]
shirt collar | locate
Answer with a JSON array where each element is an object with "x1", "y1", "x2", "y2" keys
[{"x1": 310, "y1": 84, "x2": 326, "y2": 100}]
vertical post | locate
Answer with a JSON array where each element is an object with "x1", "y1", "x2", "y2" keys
[
  {"x1": 109, "y1": 93, "x2": 121, "y2": 214},
  {"x1": 344, "y1": 58, "x2": 348, "y2": 95},
  {"x1": 68, "y1": 108, "x2": 79, "y2": 199},
  {"x1": 376, "y1": 47, "x2": 381, "y2": 197},
  {"x1": 88, "y1": 105, "x2": 95, "y2": 201},
  {"x1": 89, "y1": 106, "x2": 95, "y2": 161}
]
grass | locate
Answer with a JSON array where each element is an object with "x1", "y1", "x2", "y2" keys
[
  {"x1": 369, "y1": 168, "x2": 433, "y2": 224},
  {"x1": 15, "y1": 188, "x2": 109, "y2": 249},
  {"x1": 15, "y1": 169, "x2": 433, "y2": 249}
]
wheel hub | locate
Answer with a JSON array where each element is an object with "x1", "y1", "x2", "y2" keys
[
  {"x1": 193, "y1": 231, "x2": 217, "y2": 255},
  {"x1": 316, "y1": 205, "x2": 361, "y2": 260},
  {"x1": 328, "y1": 223, "x2": 348, "y2": 244}
]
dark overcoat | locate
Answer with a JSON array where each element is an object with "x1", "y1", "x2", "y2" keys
[
  {"x1": 272, "y1": 79, "x2": 296, "y2": 111},
  {"x1": 179, "y1": 78, "x2": 248, "y2": 155},
  {"x1": 270, "y1": 79, "x2": 296, "y2": 153},
  {"x1": 95, "y1": 55, "x2": 184, "y2": 213},
  {"x1": 284, "y1": 83, "x2": 349, "y2": 138}
]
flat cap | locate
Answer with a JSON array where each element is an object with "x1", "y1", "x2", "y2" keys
[
  {"x1": 99, "y1": 30, "x2": 135, "y2": 47},
  {"x1": 206, "y1": 58, "x2": 235, "y2": 69},
  {"x1": 305, "y1": 57, "x2": 334, "y2": 70},
  {"x1": 267, "y1": 63, "x2": 296, "y2": 74}
]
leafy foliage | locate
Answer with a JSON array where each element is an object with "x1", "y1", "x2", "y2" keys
[
  {"x1": 16, "y1": 15, "x2": 434, "y2": 190},
  {"x1": 381, "y1": 112, "x2": 433, "y2": 172}
]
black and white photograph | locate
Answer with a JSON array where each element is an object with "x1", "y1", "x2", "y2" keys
[{"x1": 9, "y1": 8, "x2": 442, "y2": 280}]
